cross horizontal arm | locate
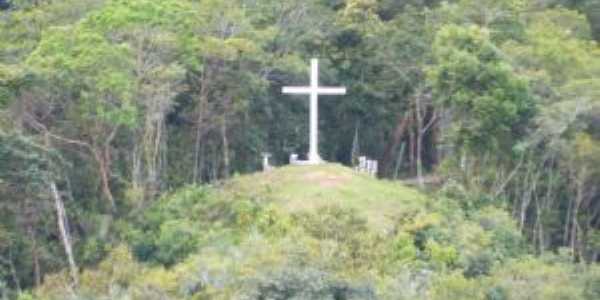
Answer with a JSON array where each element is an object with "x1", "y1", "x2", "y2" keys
[
  {"x1": 282, "y1": 87, "x2": 347, "y2": 95},
  {"x1": 316, "y1": 87, "x2": 346, "y2": 95},
  {"x1": 282, "y1": 86, "x2": 312, "y2": 94}
]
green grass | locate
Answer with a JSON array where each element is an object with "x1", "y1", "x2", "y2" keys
[{"x1": 223, "y1": 163, "x2": 429, "y2": 231}]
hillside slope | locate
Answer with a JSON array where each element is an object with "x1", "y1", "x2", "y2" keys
[
  {"x1": 31, "y1": 165, "x2": 600, "y2": 300},
  {"x1": 223, "y1": 164, "x2": 427, "y2": 231}
]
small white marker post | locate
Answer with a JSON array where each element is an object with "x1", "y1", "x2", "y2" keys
[
  {"x1": 262, "y1": 153, "x2": 272, "y2": 171},
  {"x1": 283, "y1": 58, "x2": 346, "y2": 164},
  {"x1": 358, "y1": 156, "x2": 367, "y2": 172}
]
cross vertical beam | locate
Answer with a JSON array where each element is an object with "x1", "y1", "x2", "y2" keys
[{"x1": 309, "y1": 59, "x2": 319, "y2": 162}]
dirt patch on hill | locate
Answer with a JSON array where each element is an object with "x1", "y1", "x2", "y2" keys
[{"x1": 303, "y1": 170, "x2": 351, "y2": 188}]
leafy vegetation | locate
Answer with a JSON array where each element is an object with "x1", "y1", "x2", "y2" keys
[
  {"x1": 1, "y1": 0, "x2": 600, "y2": 299},
  {"x1": 23, "y1": 165, "x2": 600, "y2": 299}
]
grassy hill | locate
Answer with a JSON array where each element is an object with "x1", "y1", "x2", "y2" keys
[
  {"x1": 224, "y1": 164, "x2": 427, "y2": 231},
  {"x1": 29, "y1": 165, "x2": 600, "y2": 300}
]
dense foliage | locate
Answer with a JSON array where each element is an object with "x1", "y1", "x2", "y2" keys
[
  {"x1": 21, "y1": 166, "x2": 600, "y2": 299},
  {"x1": 1, "y1": 0, "x2": 599, "y2": 299}
]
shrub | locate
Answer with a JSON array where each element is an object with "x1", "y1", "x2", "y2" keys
[
  {"x1": 239, "y1": 267, "x2": 376, "y2": 300},
  {"x1": 464, "y1": 251, "x2": 495, "y2": 278},
  {"x1": 154, "y1": 220, "x2": 198, "y2": 266},
  {"x1": 390, "y1": 231, "x2": 418, "y2": 263},
  {"x1": 426, "y1": 240, "x2": 458, "y2": 268},
  {"x1": 486, "y1": 286, "x2": 508, "y2": 300},
  {"x1": 583, "y1": 268, "x2": 600, "y2": 300},
  {"x1": 431, "y1": 272, "x2": 483, "y2": 300}
]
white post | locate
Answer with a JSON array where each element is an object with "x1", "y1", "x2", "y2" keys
[
  {"x1": 309, "y1": 59, "x2": 319, "y2": 162},
  {"x1": 373, "y1": 160, "x2": 379, "y2": 177},
  {"x1": 368, "y1": 160, "x2": 375, "y2": 177},
  {"x1": 262, "y1": 153, "x2": 272, "y2": 171},
  {"x1": 290, "y1": 153, "x2": 298, "y2": 165},
  {"x1": 359, "y1": 156, "x2": 367, "y2": 173}
]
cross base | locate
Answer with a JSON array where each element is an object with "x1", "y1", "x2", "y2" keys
[
  {"x1": 289, "y1": 153, "x2": 324, "y2": 166},
  {"x1": 291, "y1": 159, "x2": 323, "y2": 166}
]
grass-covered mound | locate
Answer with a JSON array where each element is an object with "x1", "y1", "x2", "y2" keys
[
  {"x1": 29, "y1": 165, "x2": 600, "y2": 299},
  {"x1": 224, "y1": 163, "x2": 427, "y2": 231}
]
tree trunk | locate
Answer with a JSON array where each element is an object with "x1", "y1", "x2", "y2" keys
[
  {"x1": 430, "y1": 113, "x2": 441, "y2": 167},
  {"x1": 193, "y1": 119, "x2": 203, "y2": 183},
  {"x1": 534, "y1": 193, "x2": 545, "y2": 254},
  {"x1": 50, "y1": 181, "x2": 79, "y2": 286},
  {"x1": 493, "y1": 152, "x2": 525, "y2": 198},
  {"x1": 415, "y1": 94, "x2": 424, "y2": 188},
  {"x1": 519, "y1": 193, "x2": 530, "y2": 232},
  {"x1": 211, "y1": 147, "x2": 219, "y2": 182},
  {"x1": 394, "y1": 142, "x2": 406, "y2": 180},
  {"x1": 571, "y1": 172, "x2": 585, "y2": 259},
  {"x1": 95, "y1": 150, "x2": 116, "y2": 212},
  {"x1": 520, "y1": 166, "x2": 541, "y2": 233},
  {"x1": 9, "y1": 251, "x2": 20, "y2": 293},
  {"x1": 519, "y1": 165, "x2": 532, "y2": 231},
  {"x1": 42, "y1": 132, "x2": 79, "y2": 285},
  {"x1": 414, "y1": 92, "x2": 437, "y2": 187},
  {"x1": 564, "y1": 196, "x2": 574, "y2": 246},
  {"x1": 91, "y1": 126, "x2": 118, "y2": 213},
  {"x1": 538, "y1": 164, "x2": 556, "y2": 254},
  {"x1": 416, "y1": 132, "x2": 424, "y2": 187},
  {"x1": 132, "y1": 143, "x2": 143, "y2": 203},
  {"x1": 380, "y1": 111, "x2": 411, "y2": 177},
  {"x1": 221, "y1": 117, "x2": 230, "y2": 179},
  {"x1": 0, "y1": 250, "x2": 21, "y2": 293},
  {"x1": 199, "y1": 141, "x2": 206, "y2": 183},
  {"x1": 27, "y1": 225, "x2": 41, "y2": 288},
  {"x1": 193, "y1": 61, "x2": 210, "y2": 183},
  {"x1": 409, "y1": 124, "x2": 416, "y2": 177},
  {"x1": 143, "y1": 111, "x2": 166, "y2": 199}
]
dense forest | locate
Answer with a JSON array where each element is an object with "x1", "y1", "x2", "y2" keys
[{"x1": 1, "y1": 0, "x2": 600, "y2": 299}]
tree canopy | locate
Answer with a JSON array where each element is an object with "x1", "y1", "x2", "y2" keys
[{"x1": 1, "y1": 0, "x2": 600, "y2": 299}]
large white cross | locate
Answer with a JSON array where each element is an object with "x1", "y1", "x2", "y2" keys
[{"x1": 282, "y1": 58, "x2": 346, "y2": 164}]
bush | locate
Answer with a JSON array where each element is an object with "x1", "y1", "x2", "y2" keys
[
  {"x1": 473, "y1": 207, "x2": 525, "y2": 259},
  {"x1": 123, "y1": 186, "x2": 223, "y2": 265},
  {"x1": 431, "y1": 272, "x2": 483, "y2": 300},
  {"x1": 154, "y1": 220, "x2": 198, "y2": 266},
  {"x1": 426, "y1": 240, "x2": 458, "y2": 268},
  {"x1": 79, "y1": 237, "x2": 109, "y2": 266},
  {"x1": 486, "y1": 286, "x2": 508, "y2": 300},
  {"x1": 390, "y1": 231, "x2": 417, "y2": 263},
  {"x1": 583, "y1": 268, "x2": 600, "y2": 300},
  {"x1": 464, "y1": 251, "x2": 495, "y2": 278},
  {"x1": 240, "y1": 267, "x2": 376, "y2": 300},
  {"x1": 293, "y1": 205, "x2": 368, "y2": 242}
]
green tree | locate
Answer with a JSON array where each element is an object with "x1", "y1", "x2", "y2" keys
[
  {"x1": 26, "y1": 24, "x2": 136, "y2": 211},
  {"x1": 430, "y1": 24, "x2": 534, "y2": 155}
]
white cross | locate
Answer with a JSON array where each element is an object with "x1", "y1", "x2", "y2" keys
[{"x1": 282, "y1": 58, "x2": 346, "y2": 164}]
